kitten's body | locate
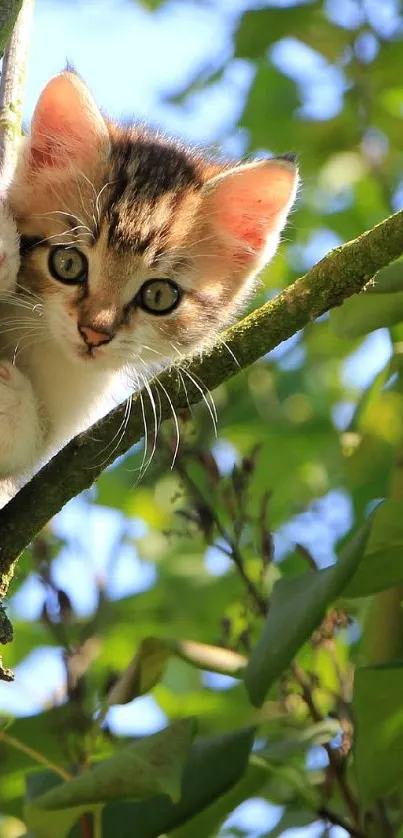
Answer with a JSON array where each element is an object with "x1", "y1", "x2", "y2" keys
[
  {"x1": 0, "y1": 72, "x2": 298, "y2": 504},
  {"x1": 0, "y1": 315, "x2": 115, "y2": 448}
]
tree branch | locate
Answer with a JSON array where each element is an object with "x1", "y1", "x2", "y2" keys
[
  {"x1": 0, "y1": 0, "x2": 34, "y2": 668},
  {"x1": 0, "y1": 207, "x2": 403, "y2": 639},
  {"x1": 0, "y1": 1, "x2": 23, "y2": 59},
  {"x1": 0, "y1": 0, "x2": 34, "y2": 188}
]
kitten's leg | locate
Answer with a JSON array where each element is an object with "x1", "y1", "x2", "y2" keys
[
  {"x1": 0, "y1": 202, "x2": 20, "y2": 292},
  {"x1": 0, "y1": 361, "x2": 42, "y2": 476}
]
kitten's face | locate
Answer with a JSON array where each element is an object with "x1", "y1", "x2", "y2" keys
[{"x1": 9, "y1": 73, "x2": 298, "y2": 373}]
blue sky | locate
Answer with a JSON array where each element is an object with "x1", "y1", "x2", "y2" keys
[{"x1": 24, "y1": 0, "x2": 246, "y2": 144}]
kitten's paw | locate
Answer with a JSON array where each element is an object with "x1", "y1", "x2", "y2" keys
[
  {"x1": 0, "y1": 363, "x2": 13, "y2": 382},
  {"x1": 0, "y1": 362, "x2": 42, "y2": 475},
  {"x1": 0, "y1": 203, "x2": 20, "y2": 293},
  {"x1": 0, "y1": 361, "x2": 27, "y2": 389}
]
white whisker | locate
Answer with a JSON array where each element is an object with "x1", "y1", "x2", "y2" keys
[
  {"x1": 137, "y1": 370, "x2": 159, "y2": 478},
  {"x1": 93, "y1": 395, "x2": 132, "y2": 469},
  {"x1": 14, "y1": 282, "x2": 44, "y2": 304},
  {"x1": 176, "y1": 366, "x2": 192, "y2": 414},
  {"x1": 217, "y1": 336, "x2": 240, "y2": 369},
  {"x1": 0, "y1": 295, "x2": 41, "y2": 313},
  {"x1": 131, "y1": 370, "x2": 150, "y2": 481},
  {"x1": 11, "y1": 332, "x2": 48, "y2": 363},
  {"x1": 154, "y1": 376, "x2": 180, "y2": 469},
  {"x1": 141, "y1": 344, "x2": 164, "y2": 357},
  {"x1": 180, "y1": 366, "x2": 217, "y2": 436},
  {"x1": 29, "y1": 210, "x2": 93, "y2": 236},
  {"x1": 23, "y1": 229, "x2": 89, "y2": 249},
  {"x1": 95, "y1": 180, "x2": 116, "y2": 226},
  {"x1": 170, "y1": 341, "x2": 217, "y2": 433}
]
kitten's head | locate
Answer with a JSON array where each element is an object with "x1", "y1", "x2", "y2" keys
[{"x1": 9, "y1": 72, "x2": 298, "y2": 372}]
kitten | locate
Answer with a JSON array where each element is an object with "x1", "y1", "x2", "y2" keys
[{"x1": 0, "y1": 71, "x2": 298, "y2": 501}]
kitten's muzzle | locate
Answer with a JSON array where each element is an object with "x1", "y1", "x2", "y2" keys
[{"x1": 78, "y1": 324, "x2": 114, "y2": 349}]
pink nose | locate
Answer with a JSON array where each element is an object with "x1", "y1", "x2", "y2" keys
[{"x1": 78, "y1": 325, "x2": 113, "y2": 348}]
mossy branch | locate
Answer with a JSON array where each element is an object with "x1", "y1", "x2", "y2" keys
[
  {"x1": 0, "y1": 0, "x2": 34, "y2": 670},
  {"x1": 0, "y1": 207, "x2": 403, "y2": 636},
  {"x1": 0, "y1": 0, "x2": 34, "y2": 188}
]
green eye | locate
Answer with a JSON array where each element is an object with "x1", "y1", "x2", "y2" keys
[
  {"x1": 137, "y1": 279, "x2": 181, "y2": 315},
  {"x1": 49, "y1": 247, "x2": 87, "y2": 284}
]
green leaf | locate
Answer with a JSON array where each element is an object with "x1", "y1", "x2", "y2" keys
[
  {"x1": 25, "y1": 719, "x2": 196, "y2": 838},
  {"x1": 0, "y1": 705, "x2": 93, "y2": 775},
  {"x1": 240, "y1": 64, "x2": 300, "y2": 150},
  {"x1": 171, "y1": 639, "x2": 247, "y2": 677},
  {"x1": 165, "y1": 66, "x2": 225, "y2": 106},
  {"x1": 369, "y1": 261, "x2": 403, "y2": 294},
  {"x1": 106, "y1": 637, "x2": 171, "y2": 705},
  {"x1": 107, "y1": 637, "x2": 247, "y2": 706},
  {"x1": 331, "y1": 291, "x2": 403, "y2": 337},
  {"x1": 330, "y1": 261, "x2": 403, "y2": 338},
  {"x1": 260, "y1": 720, "x2": 340, "y2": 763},
  {"x1": 263, "y1": 809, "x2": 314, "y2": 838},
  {"x1": 170, "y1": 758, "x2": 266, "y2": 838},
  {"x1": 68, "y1": 727, "x2": 256, "y2": 838},
  {"x1": 139, "y1": 0, "x2": 165, "y2": 9},
  {"x1": 26, "y1": 768, "x2": 67, "y2": 803},
  {"x1": 234, "y1": 2, "x2": 347, "y2": 63},
  {"x1": 234, "y1": 4, "x2": 320, "y2": 59},
  {"x1": 353, "y1": 663, "x2": 403, "y2": 804},
  {"x1": 254, "y1": 757, "x2": 319, "y2": 809},
  {"x1": 244, "y1": 519, "x2": 371, "y2": 707},
  {"x1": 344, "y1": 501, "x2": 403, "y2": 598}
]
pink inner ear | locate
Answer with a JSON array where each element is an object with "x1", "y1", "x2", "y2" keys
[
  {"x1": 29, "y1": 73, "x2": 109, "y2": 170},
  {"x1": 209, "y1": 161, "x2": 297, "y2": 257}
]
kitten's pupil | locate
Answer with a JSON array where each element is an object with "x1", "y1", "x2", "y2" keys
[
  {"x1": 138, "y1": 279, "x2": 181, "y2": 315},
  {"x1": 49, "y1": 246, "x2": 87, "y2": 285}
]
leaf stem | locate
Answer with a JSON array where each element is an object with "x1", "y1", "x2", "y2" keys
[
  {"x1": 292, "y1": 663, "x2": 361, "y2": 833},
  {"x1": 0, "y1": 0, "x2": 34, "y2": 663},
  {"x1": 80, "y1": 814, "x2": 92, "y2": 838},
  {"x1": 93, "y1": 808, "x2": 103, "y2": 838},
  {"x1": 0, "y1": 728, "x2": 72, "y2": 780},
  {"x1": 175, "y1": 459, "x2": 268, "y2": 616},
  {"x1": 318, "y1": 806, "x2": 364, "y2": 838}
]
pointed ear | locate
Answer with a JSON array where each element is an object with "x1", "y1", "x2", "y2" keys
[
  {"x1": 28, "y1": 72, "x2": 110, "y2": 170},
  {"x1": 200, "y1": 158, "x2": 299, "y2": 266}
]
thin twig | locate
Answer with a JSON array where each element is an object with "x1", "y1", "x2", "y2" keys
[
  {"x1": 93, "y1": 807, "x2": 103, "y2": 838},
  {"x1": 175, "y1": 459, "x2": 268, "y2": 616},
  {"x1": 0, "y1": 0, "x2": 34, "y2": 188},
  {"x1": 295, "y1": 542, "x2": 318, "y2": 571},
  {"x1": 373, "y1": 801, "x2": 395, "y2": 838},
  {"x1": 318, "y1": 806, "x2": 364, "y2": 838},
  {"x1": 0, "y1": 652, "x2": 13, "y2": 681},
  {"x1": 80, "y1": 814, "x2": 93, "y2": 838},
  {"x1": 0, "y1": 0, "x2": 34, "y2": 669},
  {"x1": 292, "y1": 662, "x2": 361, "y2": 831},
  {"x1": 177, "y1": 450, "x2": 364, "y2": 834}
]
